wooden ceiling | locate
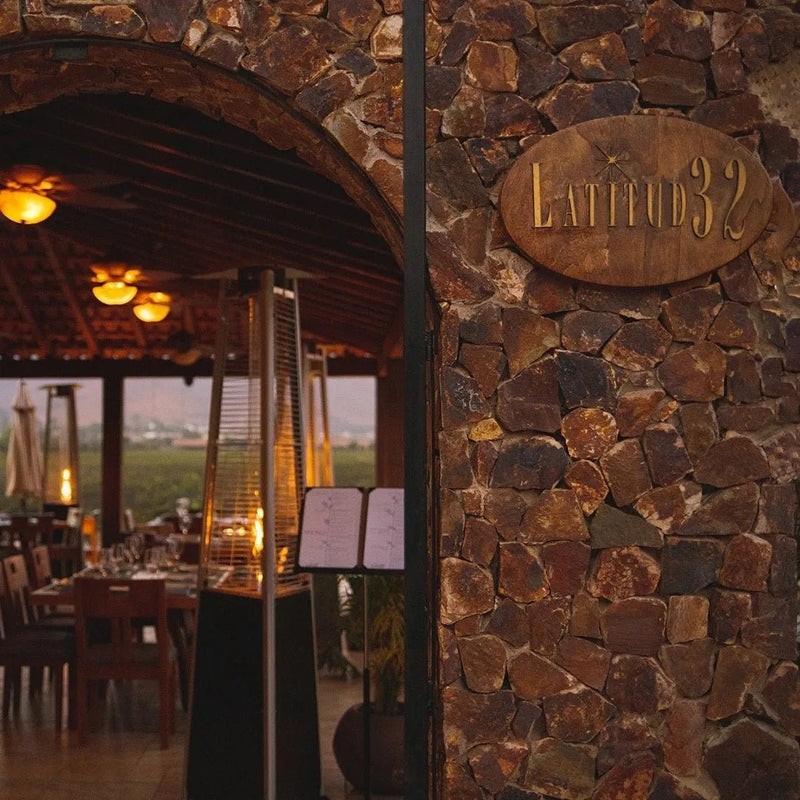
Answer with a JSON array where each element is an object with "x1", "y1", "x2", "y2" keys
[{"x1": 0, "y1": 93, "x2": 402, "y2": 376}]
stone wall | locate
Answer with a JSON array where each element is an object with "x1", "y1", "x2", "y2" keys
[
  {"x1": 3, "y1": 1, "x2": 800, "y2": 798},
  {"x1": 434, "y1": 2, "x2": 800, "y2": 799}
]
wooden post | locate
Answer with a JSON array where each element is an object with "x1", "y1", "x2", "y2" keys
[
  {"x1": 376, "y1": 358, "x2": 404, "y2": 488},
  {"x1": 101, "y1": 375, "x2": 123, "y2": 545}
]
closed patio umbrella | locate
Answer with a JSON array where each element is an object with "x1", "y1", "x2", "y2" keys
[{"x1": 5, "y1": 380, "x2": 44, "y2": 508}]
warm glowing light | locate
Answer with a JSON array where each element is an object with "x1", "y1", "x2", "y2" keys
[
  {"x1": 92, "y1": 280, "x2": 138, "y2": 305},
  {"x1": 0, "y1": 189, "x2": 57, "y2": 224},
  {"x1": 252, "y1": 507, "x2": 264, "y2": 558},
  {"x1": 59, "y1": 468, "x2": 73, "y2": 504},
  {"x1": 277, "y1": 546, "x2": 289, "y2": 575},
  {"x1": 133, "y1": 292, "x2": 171, "y2": 322}
]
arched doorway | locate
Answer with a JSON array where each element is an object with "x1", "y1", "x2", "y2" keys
[{"x1": 0, "y1": 25, "x2": 420, "y2": 800}]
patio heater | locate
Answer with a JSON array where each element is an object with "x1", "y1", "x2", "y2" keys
[
  {"x1": 41, "y1": 383, "x2": 80, "y2": 520},
  {"x1": 304, "y1": 348, "x2": 334, "y2": 488},
  {"x1": 186, "y1": 269, "x2": 320, "y2": 800}
]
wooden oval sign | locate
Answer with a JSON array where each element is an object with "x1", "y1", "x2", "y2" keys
[{"x1": 499, "y1": 115, "x2": 773, "y2": 287}]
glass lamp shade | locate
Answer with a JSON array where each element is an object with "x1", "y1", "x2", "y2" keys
[
  {"x1": 92, "y1": 280, "x2": 138, "y2": 305},
  {"x1": 0, "y1": 189, "x2": 57, "y2": 224},
  {"x1": 133, "y1": 292, "x2": 171, "y2": 322}
]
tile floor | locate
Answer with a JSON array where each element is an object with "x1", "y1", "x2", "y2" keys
[{"x1": 0, "y1": 667, "x2": 398, "y2": 799}]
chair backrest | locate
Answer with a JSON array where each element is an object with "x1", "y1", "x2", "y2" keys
[
  {"x1": 74, "y1": 577, "x2": 169, "y2": 672},
  {"x1": 2, "y1": 554, "x2": 35, "y2": 631},
  {"x1": 30, "y1": 545, "x2": 54, "y2": 589}
]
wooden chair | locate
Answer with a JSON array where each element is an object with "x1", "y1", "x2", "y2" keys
[
  {"x1": 29, "y1": 545, "x2": 76, "y2": 631},
  {"x1": 0, "y1": 554, "x2": 75, "y2": 730},
  {"x1": 74, "y1": 577, "x2": 176, "y2": 748}
]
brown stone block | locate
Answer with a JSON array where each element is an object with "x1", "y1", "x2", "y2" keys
[
  {"x1": 439, "y1": 625, "x2": 461, "y2": 687},
  {"x1": 461, "y1": 517, "x2": 498, "y2": 566},
  {"x1": 664, "y1": 700, "x2": 705, "y2": 778},
  {"x1": 442, "y1": 85, "x2": 485, "y2": 138},
  {"x1": 642, "y1": 423, "x2": 691, "y2": 486},
  {"x1": 554, "y1": 638, "x2": 610, "y2": 694},
  {"x1": 678, "y1": 402, "x2": 719, "y2": 463},
  {"x1": 440, "y1": 488, "x2": 466, "y2": 557},
  {"x1": 600, "y1": 439, "x2": 652, "y2": 507},
  {"x1": 528, "y1": 596, "x2": 571, "y2": 656},
  {"x1": 428, "y1": 140, "x2": 489, "y2": 212},
  {"x1": 676, "y1": 482, "x2": 759, "y2": 537},
  {"x1": 524, "y1": 737, "x2": 596, "y2": 800},
  {"x1": 707, "y1": 588, "x2": 751, "y2": 644},
  {"x1": 537, "y1": 80, "x2": 639, "y2": 130},
  {"x1": 577, "y1": 286, "x2": 662, "y2": 319},
  {"x1": 660, "y1": 285, "x2": 723, "y2": 342},
  {"x1": 441, "y1": 19, "x2": 478, "y2": 66},
  {"x1": 484, "y1": 488, "x2": 527, "y2": 541},
  {"x1": 521, "y1": 489, "x2": 589, "y2": 544},
  {"x1": 242, "y1": 25, "x2": 330, "y2": 94},
  {"x1": 606, "y1": 653, "x2": 675, "y2": 712},
  {"x1": 588, "y1": 547, "x2": 661, "y2": 602},
  {"x1": 439, "y1": 429, "x2": 474, "y2": 489},
  {"x1": 328, "y1": 0, "x2": 381, "y2": 38},
  {"x1": 564, "y1": 460, "x2": 609, "y2": 516},
  {"x1": 543, "y1": 540, "x2": 591, "y2": 597},
  {"x1": 502, "y1": 308, "x2": 559, "y2": 376},
  {"x1": 512, "y1": 700, "x2": 544, "y2": 740},
  {"x1": 544, "y1": 685, "x2": 616, "y2": 744},
  {"x1": 496, "y1": 356, "x2": 561, "y2": 433},
  {"x1": 460, "y1": 304, "x2": 503, "y2": 345},
  {"x1": 465, "y1": 40, "x2": 517, "y2": 92},
  {"x1": 643, "y1": 0, "x2": 711, "y2": 60},
  {"x1": 491, "y1": 435, "x2": 569, "y2": 490},
  {"x1": 471, "y1": 439, "x2": 499, "y2": 486},
  {"x1": 755, "y1": 483, "x2": 798, "y2": 536},
  {"x1": 597, "y1": 717, "x2": 663, "y2": 779},
  {"x1": 761, "y1": 429, "x2": 800, "y2": 486},
  {"x1": 517, "y1": 37, "x2": 569, "y2": 98},
  {"x1": 768, "y1": 534, "x2": 796, "y2": 596},
  {"x1": 538, "y1": 4, "x2": 632, "y2": 50},
  {"x1": 635, "y1": 53, "x2": 706, "y2": 106},
  {"x1": 570, "y1": 592, "x2": 602, "y2": 639},
  {"x1": 590, "y1": 503, "x2": 664, "y2": 549},
  {"x1": 440, "y1": 365, "x2": 491, "y2": 429},
  {"x1": 442, "y1": 686, "x2": 516, "y2": 758},
  {"x1": 717, "y1": 255, "x2": 760, "y2": 302},
  {"x1": 559, "y1": 32, "x2": 633, "y2": 82},
  {"x1": 615, "y1": 388, "x2": 666, "y2": 437},
  {"x1": 657, "y1": 342, "x2": 726, "y2": 402},
  {"x1": 499, "y1": 542, "x2": 548, "y2": 602},
  {"x1": 464, "y1": 137, "x2": 514, "y2": 185},
  {"x1": 468, "y1": 0, "x2": 536, "y2": 39},
  {"x1": 716, "y1": 403, "x2": 774, "y2": 432},
  {"x1": 441, "y1": 557, "x2": 495, "y2": 624},
  {"x1": 562, "y1": 310, "x2": 622, "y2": 355},
  {"x1": 443, "y1": 761, "x2": 484, "y2": 800},
  {"x1": 485, "y1": 94, "x2": 545, "y2": 138},
  {"x1": 525, "y1": 268, "x2": 577, "y2": 315},
  {"x1": 296, "y1": 72, "x2": 354, "y2": 122},
  {"x1": 635, "y1": 482, "x2": 702, "y2": 534},
  {"x1": 487, "y1": 598, "x2": 528, "y2": 647},
  {"x1": 760, "y1": 356, "x2": 795, "y2": 398},
  {"x1": 660, "y1": 537, "x2": 724, "y2": 594},
  {"x1": 468, "y1": 741, "x2": 529, "y2": 794},
  {"x1": 81, "y1": 5, "x2": 145, "y2": 38},
  {"x1": 592, "y1": 752, "x2": 656, "y2": 800},
  {"x1": 708, "y1": 302, "x2": 758, "y2": 349},
  {"x1": 508, "y1": 651, "x2": 576, "y2": 701},
  {"x1": 602, "y1": 597, "x2": 667, "y2": 656},
  {"x1": 741, "y1": 593, "x2": 797, "y2": 661},
  {"x1": 689, "y1": 92, "x2": 765, "y2": 136},
  {"x1": 762, "y1": 661, "x2": 800, "y2": 737},
  {"x1": 694, "y1": 435, "x2": 770, "y2": 488},
  {"x1": 718, "y1": 533, "x2": 772, "y2": 591},
  {"x1": 459, "y1": 633, "x2": 507, "y2": 693},
  {"x1": 667, "y1": 595, "x2": 709, "y2": 643},
  {"x1": 659, "y1": 638, "x2": 716, "y2": 699},
  {"x1": 561, "y1": 408, "x2": 618, "y2": 460},
  {"x1": 704, "y1": 718, "x2": 800, "y2": 799}
]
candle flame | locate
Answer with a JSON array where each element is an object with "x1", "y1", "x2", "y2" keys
[{"x1": 59, "y1": 468, "x2": 73, "y2": 504}]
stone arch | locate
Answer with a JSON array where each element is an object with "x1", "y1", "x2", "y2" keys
[{"x1": 0, "y1": 5, "x2": 405, "y2": 263}]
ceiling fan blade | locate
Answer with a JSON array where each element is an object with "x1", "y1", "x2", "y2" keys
[
  {"x1": 55, "y1": 190, "x2": 138, "y2": 210},
  {"x1": 55, "y1": 173, "x2": 128, "y2": 190}
]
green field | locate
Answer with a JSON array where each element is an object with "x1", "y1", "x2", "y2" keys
[{"x1": 1, "y1": 444, "x2": 375, "y2": 526}]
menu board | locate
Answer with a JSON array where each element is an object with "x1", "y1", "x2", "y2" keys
[
  {"x1": 297, "y1": 487, "x2": 404, "y2": 573},
  {"x1": 362, "y1": 488, "x2": 404, "y2": 571}
]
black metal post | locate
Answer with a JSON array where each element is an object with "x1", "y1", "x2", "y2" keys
[{"x1": 403, "y1": 1, "x2": 429, "y2": 799}]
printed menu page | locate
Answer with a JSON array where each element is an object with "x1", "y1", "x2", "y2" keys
[
  {"x1": 298, "y1": 487, "x2": 364, "y2": 570},
  {"x1": 362, "y1": 488, "x2": 404, "y2": 571}
]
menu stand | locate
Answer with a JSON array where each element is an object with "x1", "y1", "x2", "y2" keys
[{"x1": 298, "y1": 487, "x2": 404, "y2": 800}]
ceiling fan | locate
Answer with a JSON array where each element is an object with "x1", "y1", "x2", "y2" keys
[{"x1": 0, "y1": 163, "x2": 136, "y2": 224}]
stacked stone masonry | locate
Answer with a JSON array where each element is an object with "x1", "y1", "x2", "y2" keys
[{"x1": 1, "y1": 0, "x2": 800, "y2": 798}]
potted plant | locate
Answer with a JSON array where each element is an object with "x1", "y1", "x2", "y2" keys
[{"x1": 332, "y1": 574, "x2": 405, "y2": 795}]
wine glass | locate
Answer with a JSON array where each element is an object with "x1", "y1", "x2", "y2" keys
[
  {"x1": 176, "y1": 498, "x2": 192, "y2": 535},
  {"x1": 167, "y1": 536, "x2": 184, "y2": 566}
]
